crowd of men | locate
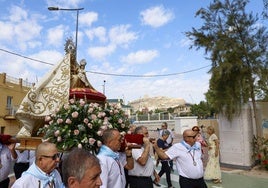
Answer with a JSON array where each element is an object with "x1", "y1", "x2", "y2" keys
[{"x1": 0, "y1": 122, "x2": 213, "y2": 188}]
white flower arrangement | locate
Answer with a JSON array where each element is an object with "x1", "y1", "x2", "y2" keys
[{"x1": 38, "y1": 99, "x2": 129, "y2": 153}]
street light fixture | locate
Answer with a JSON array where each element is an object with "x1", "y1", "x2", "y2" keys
[
  {"x1": 103, "y1": 80, "x2": 106, "y2": 95},
  {"x1": 48, "y1": 6, "x2": 84, "y2": 60}
]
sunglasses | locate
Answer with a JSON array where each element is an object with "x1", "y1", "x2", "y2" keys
[{"x1": 41, "y1": 153, "x2": 60, "y2": 160}]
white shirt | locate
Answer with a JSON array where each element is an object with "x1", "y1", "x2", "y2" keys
[
  {"x1": 29, "y1": 150, "x2": 36, "y2": 165},
  {"x1": 159, "y1": 129, "x2": 174, "y2": 145},
  {"x1": 15, "y1": 150, "x2": 30, "y2": 163},
  {"x1": 11, "y1": 168, "x2": 62, "y2": 188},
  {"x1": 98, "y1": 155, "x2": 126, "y2": 188},
  {"x1": 128, "y1": 147, "x2": 154, "y2": 177},
  {"x1": 165, "y1": 142, "x2": 204, "y2": 179},
  {"x1": 0, "y1": 144, "x2": 17, "y2": 182},
  {"x1": 15, "y1": 144, "x2": 35, "y2": 164}
]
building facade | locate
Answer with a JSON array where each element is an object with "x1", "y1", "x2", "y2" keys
[{"x1": 0, "y1": 73, "x2": 32, "y2": 135}]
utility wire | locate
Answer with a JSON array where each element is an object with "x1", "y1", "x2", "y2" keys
[
  {"x1": 87, "y1": 65, "x2": 210, "y2": 77},
  {"x1": 0, "y1": 48, "x2": 210, "y2": 78}
]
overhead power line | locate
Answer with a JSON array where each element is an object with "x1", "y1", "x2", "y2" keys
[
  {"x1": 0, "y1": 48, "x2": 210, "y2": 78},
  {"x1": 87, "y1": 65, "x2": 210, "y2": 77}
]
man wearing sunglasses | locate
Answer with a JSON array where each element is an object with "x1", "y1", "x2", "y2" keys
[
  {"x1": 12, "y1": 141, "x2": 63, "y2": 188},
  {"x1": 153, "y1": 129, "x2": 208, "y2": 188}
]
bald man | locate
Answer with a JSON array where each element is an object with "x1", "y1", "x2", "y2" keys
[
  {"x1": 12, "y1": 142, "x2": 63, "y2": 188},
  {"x1": 153, "y1": 129, "x2": 208, "y2": 188}
]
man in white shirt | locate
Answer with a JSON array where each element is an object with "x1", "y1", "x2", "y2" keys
[
  {"x1": 154, "y1": 129, "x2": 208, "y2": 188},
  {"x1": 97, "y1": 128, "x2": 134, "y2": 188},
  {"x1": 128, "y1": 126, "x2": 160, "y2": 188},
  {"x1": 0, "y1": 135, "x2": 17, "y2": 188},
  {"x1": 12, "y1": 142, "x2": 63, "y2": 188},
  {"x1": 14, "y1": 144, "x2": 32, "y2": 179}
]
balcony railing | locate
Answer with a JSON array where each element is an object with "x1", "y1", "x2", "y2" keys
[
  {"x1": 4, "y1": 106, "x2": 19, "y2": 120},
  {"x1": 6, "y1": 75, "x2": 33, "y2": 88},
  {"x1": 6, "y1": 106, "x2": 18, "y2": 115}
]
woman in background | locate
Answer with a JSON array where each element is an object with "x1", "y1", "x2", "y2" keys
[
  {"x1": 204, "y1": 125, "x2": 222, "y2": 184},
  {"x1": 192, "y1": 126, "x2": 207, "y2": 159}
]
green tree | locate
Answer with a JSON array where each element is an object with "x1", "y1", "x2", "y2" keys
[
  {"x1": 190, "y1": 101, "x2": 215, "y2": 119},
  {"x1": 167, "y1": 107, "x2": 174, "y2": 113},
  {"x1": 186, "y1": 0, "x2": 268, "y2": 136}
]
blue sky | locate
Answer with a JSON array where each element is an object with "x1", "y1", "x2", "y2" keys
[{"x1": 0, "y1": 0, "x2": 265, "y2": 104}]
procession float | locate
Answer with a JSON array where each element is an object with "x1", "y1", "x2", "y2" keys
[{"x1": 15, "y1": 38, "x2": 130, "y2": 153}]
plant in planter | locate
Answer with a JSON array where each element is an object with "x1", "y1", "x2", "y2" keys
[
  {"x1": 38, "y1": 99, "x2": 130, "y2": 153},
  {"x1": 252, "y1": 135, "x2": 268, "y2": 170}
]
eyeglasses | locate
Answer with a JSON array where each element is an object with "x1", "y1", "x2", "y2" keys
[{"x1": 41, "y1": 153, "x2": 60, "y2": 160}]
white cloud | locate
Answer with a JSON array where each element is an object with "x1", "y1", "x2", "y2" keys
[
  {"x1": 87, "y1": 44, "x2": 116, "y2": 60},
  {"x1": 86, "y1": 25, "x2": 139, "y2": 60},
  {"x1": 14, "y1": 21, "x2": 41, "y2": 41},
  {"x1": 9, "y1": 6, "x2": 28, "y2": 22},
  {"x1": 47, "y1": 25, "x2": 65, "y2": 46},
  {"x1": 28, "y1": 41, "x2": 42, "y2": 49},
  {"x1": 140, "y1": 5, "x2": 174, "y2": 28},
  {"x1": 120, "y1": 50, "x2": 159, "y2": 64},
  {"x1": 85, "y1": 26, "x2": 107, "y2": 43},
  {"x1": 80, "y1": 11, "x2": 98, "y2": 27},
  {"x1": 0, "y1": 5, "x2": 42, "y2": 50},
  {"x1": 109, "y1": 24, "x2": 138, "y2": 47},
  {"x1": 0, "y1": 21, "x2": 14, "y2": 42},
  {"x1": 28, "y1": 50, "x2": 62, "y2": 70}
]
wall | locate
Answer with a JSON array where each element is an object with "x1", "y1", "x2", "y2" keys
[
  {"x1": 174, "y1": 116, "x2": 198, "y2": 134},
  {"x1": 133, "y1": 120, "x2": 175, "y2": 131},
  {"x1": 218, "y1": 102, "x2": 268, "y2": 169},
  {"x1": 0, "y1": 73, "x2": 31, "y2": 135}
]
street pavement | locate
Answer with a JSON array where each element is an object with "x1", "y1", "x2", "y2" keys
[
  {"x1": 9, "y1": 163, "x2": 268, "y2": 188},
  {"x1": 154, "y1": 162, "x2": 268, "y2": 188}
]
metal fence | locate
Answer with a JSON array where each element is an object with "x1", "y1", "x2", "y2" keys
[{"x1": 130, "y1": 113, "x2": 174, "y2": 123}]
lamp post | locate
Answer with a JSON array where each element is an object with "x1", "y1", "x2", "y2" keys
[{"x1": 48, "y1": 7, "x2": 84, "y2": 60}]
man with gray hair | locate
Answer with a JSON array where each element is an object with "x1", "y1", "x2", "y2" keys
[
  {"x1": 61, "y1": 148, "x2": 102, "y2": 188},
  {"x1": 156, "y1": 129, "x2": 174, "y2": 188},
  {"x1": 97, "y1": 128, "x2": 134, "y2": 188},
  {"x1": 128, "y1": 125, "x2": 160, "y2": 188}
]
